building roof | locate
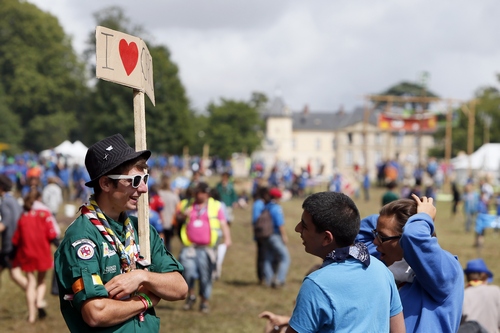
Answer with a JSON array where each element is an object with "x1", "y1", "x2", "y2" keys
[
  {"x1": 261, "y1": 95, "x2": 290, "y2": 117},
  {"x1": 292, "y1": 107, "x2": 379, "y2": 131}
]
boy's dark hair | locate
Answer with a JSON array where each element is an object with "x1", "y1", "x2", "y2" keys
[{"x1": 302, "y1": 191, "x2": 360, "y2": 247}]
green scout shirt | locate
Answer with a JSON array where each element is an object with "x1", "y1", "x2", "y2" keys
[{"x1": 54, "y1": 214, "x2": 184, "y2": 333}]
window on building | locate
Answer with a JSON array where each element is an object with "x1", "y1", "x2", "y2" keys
[
  {"x1": 332, "y1": 157, "x2": 337, "y2": 169},
  {"x1": 346, "y1": 150, "x2": 353, "y2": 166},
  {"x1": 396, "y1": 132, "x2": 404, "y2": 146},
  {"x1": 347, "y1": 132, "x2": 353, "y2": 144},
  {"x1": 332, "y1": 138, "x2": 337, "y2": 150},
  {"x1": 316, "y1": 138, "x2": 321, "y2": 150},
  {"x1": 375, "y1": 133, "x2": 381, "y2": 144},
  {"x1": 375, "y1": 151, "x2": 382, "y2": 164},
  {"x1": 292, "y1": 138, "x2": 296, "y2": 149}
]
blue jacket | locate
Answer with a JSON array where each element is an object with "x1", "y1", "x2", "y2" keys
[{"x1": 399, "y1": 213, "x2": 464, "y2": 333}]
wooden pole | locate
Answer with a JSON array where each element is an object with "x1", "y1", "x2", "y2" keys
[
  {"x1": 362, "y1": 100, "x2": 371, "y2": 168},
  {"x1": 444, "y1": 102, "x2": 453, "y2": 165},
  {"x1": 133, "y1": 90, "x2": 151, "y2": 265},
  {"x1": 467, "y1": 99, "x2": 476, "y2": 156}
]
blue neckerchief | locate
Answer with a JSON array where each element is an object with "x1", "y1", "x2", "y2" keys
[{"x1": 323, "y1": 242, "x2": 370, "y2": 267}]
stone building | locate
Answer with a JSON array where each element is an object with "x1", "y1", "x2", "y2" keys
[{"x1": 253, "y1": 96, "x2": 435, "y2": 179}]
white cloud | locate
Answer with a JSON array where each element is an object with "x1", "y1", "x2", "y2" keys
[{"x1": 27, "y1": 0, "x2": 500, "y2": 112}]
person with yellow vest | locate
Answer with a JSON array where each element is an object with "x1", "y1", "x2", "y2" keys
[{"x1": 177, "y1": 182, "x2": 231, "y2": 314}]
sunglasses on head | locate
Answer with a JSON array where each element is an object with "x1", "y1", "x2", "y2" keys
[
  {"x1": 107, "y1": 174, "x2": 149, "y2": 188},
  {"x1": 371, "y1": 229, "x2": 401, "y2": 243}
]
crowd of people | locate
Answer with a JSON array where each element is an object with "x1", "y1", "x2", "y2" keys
[{"x1": 1, "y1": 136, "x2": 500, "y2": 332}]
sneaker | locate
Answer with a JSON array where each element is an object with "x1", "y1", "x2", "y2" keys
[
  {"x1": 38, "y1": 308, "x2": 47, "y2": 319},
  {"x1": 183, "y1": 295, "x2": 196, "y2": 311},
  {"x1": 199, "y1": 302, "x2": 210, "y2": 314}
]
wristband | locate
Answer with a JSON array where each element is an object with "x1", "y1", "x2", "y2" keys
[
  {"x1": 136, "y1": 292, "x2": 153, "y2": 308},
  {"x1": 135, "y1": 295, "x2": 149, "y2": 322}
]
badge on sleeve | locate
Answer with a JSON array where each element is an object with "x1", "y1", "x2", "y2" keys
[{"x1": 77, "y1": 244, "x2": 95, "y2": 260}]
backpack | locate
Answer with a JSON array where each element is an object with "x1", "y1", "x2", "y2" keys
[
  {"x1": 253, "y1": 208, "x2": 274, "y2": 240},
  {"x1": 185, "y1": 216, "x2": 212, "y2": 245}
]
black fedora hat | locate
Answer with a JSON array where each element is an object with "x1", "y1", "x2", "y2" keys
[{"x1": 84, "y1": 133, "x2": 151, "y2": 188}]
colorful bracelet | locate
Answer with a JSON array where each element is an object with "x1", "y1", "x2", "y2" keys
[
  {"x1": 135, "y1": 295, "x2": 149, "y2": 322},
  {"x1": 136, "y1": 292, "x2": 153, "y2": 308}
]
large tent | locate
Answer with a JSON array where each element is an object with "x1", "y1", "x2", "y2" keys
[
  {"x1": 40, "y1": 140, "x2": 88, "y2": 166},
  {"x1": 451, "y1": 143, "x2": 500, "y2": 184}
]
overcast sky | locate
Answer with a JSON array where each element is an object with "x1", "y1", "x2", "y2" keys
[{"x1": 27, "y1": 0, "x2": 500, "y2": 113}]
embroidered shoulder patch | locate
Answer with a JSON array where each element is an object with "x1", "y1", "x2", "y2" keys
[
  {"x1": 72, "y1": 239, "x2": 96, "y2": 248},
  {"x1": 77, "y1": 244, "x2": 95, "y2": 260}
]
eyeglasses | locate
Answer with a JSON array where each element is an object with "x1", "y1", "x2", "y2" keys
[
  {"x1": 371, "y1": 229, "x2": 401, "y2": 243},
  {"x1": 107, "y1": 174, "x2": 149, "y2": 188}
]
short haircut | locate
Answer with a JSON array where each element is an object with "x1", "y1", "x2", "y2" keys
[{"x1": 302, "y1": 191, "x2": 360, "y2": 247}]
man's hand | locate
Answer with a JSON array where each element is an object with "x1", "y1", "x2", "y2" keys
[
  {"x1": 105, "y1": 269, "x2": 146, "y2": 300},
  {"x1": 411, "y1": 194, "x2": 436, "y2": 220}
]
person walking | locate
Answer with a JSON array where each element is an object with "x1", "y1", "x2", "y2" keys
[
  {"x1": 42, "y1": 175, "x2": 63, "y2": 218},
  {"x1": 215, "y1": 172, "x2": 238, "y2": 225},
  {"x1": 0, "y1": 174, "x2": 27, "y2": 290},
  {"x1": 54, "y1": 133, "x2": 187, "y2": 332},
  {"x1": 177, "y1": 182, "x2": 232, "y2": 313},
  {"x1": 12, "y1": 190, "x2": 58, "y2": 323},
  {"x1": 261, "y1": 188, "x2": 290, "y2": 288},
  {"x1": 157, "y1": 175, "x2": 180, "y2": 252}
]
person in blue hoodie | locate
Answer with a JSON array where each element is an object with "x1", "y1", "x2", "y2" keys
[{"x1": 373, "y1": 194, "x2": 464, "y2": 333}]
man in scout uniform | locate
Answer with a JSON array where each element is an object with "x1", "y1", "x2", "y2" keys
[{"x1": 54, "y1": 134, "x2": 187, "y2": 332}]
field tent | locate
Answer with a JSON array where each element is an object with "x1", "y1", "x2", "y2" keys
[{"x1": 451, "y1": 143, "x2": 500, "y2": 184}]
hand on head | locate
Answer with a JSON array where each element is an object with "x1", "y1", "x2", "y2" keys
[{"x1": 411, "y1": 194, "x2": 436, "y2": 220}]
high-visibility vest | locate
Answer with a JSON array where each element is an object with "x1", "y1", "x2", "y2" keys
[{"x1": 179, "y1": 197, "x2": 222, "y2": 247}]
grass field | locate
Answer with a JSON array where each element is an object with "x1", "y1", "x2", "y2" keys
[{"x1": 1, "y1": 186, "x2": 499, "y2": 332}]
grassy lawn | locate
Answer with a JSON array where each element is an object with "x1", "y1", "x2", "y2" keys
[{"x1": 1, "y1": 186, "x2": 499, "y2": 332}]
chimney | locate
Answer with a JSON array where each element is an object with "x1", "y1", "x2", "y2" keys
[
  {"x1": 303, "y1": 104, "x2": 310, "y2": 115},
  {"x1": 337, "y1": 104, "x2": 344, "y2": 115}
]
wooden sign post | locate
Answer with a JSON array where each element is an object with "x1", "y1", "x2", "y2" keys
[{"x1": 95, "y1": 26, "x2": 155, "y2": 265}]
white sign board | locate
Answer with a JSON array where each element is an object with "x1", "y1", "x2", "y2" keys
[{"x1": 96, "y1": 26, "x2": 155, "y2": 105}]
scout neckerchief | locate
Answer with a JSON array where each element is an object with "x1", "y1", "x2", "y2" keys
[
  {"x1": 323, "y1": 242, "x2": 370, "y2": 267},
  {"x1": 81, "y1": 196, "x2": 139, "y2": 273}
]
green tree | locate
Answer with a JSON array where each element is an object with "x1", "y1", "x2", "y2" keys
[
  {"x1": 429, "y1": 85, "x2": 500, "y2": 158},
  {"x1": 0, "y1": 0, "x2": 87, "y2": 151},
  {"x1": 376, "y1": 81, "x2": 439, "y2": 110},
  {"x1": 0, "y1": 83, "x2": 23, "y2": 153},
  {"x1": 205, "y1": 96, "x2": 264, "y2": 159},
  {"x1": 82, "y1": 7, "x2": 192, "y2": 154}
]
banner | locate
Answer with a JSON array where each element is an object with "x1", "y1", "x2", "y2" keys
[{"x1": 378, "y1": 113, "x2": 437, "y2": 132}]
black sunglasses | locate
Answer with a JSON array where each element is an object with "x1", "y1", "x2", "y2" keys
[
  {"x1": 107, "y1": 174, "x2": 149, "y2": 188},
  {"x1": 371, "y1": 229, "x2": 401, "y2": 243}
]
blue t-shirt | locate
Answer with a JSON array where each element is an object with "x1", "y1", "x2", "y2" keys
[{"x1": 289, "y1": 257, "x2": 402, "y2": 333}]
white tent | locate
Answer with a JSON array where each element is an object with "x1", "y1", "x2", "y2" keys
[
  {"x1": 70, "y1": 141, "x2": 88, "y2": 166},
  {"x1": 40, "y1": 140, "x2": 88, "y2": 166},
  {"x1": 53, "y1": 140, "x2": 74, "y2": 155},
  {"x1": 451, "y1": 143, "x2": 500, "y2": 184}
]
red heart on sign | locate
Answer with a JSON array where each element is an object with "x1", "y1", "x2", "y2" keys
[{"x1": 119, "y1": 39, "x2": 138, "y2": 76}]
